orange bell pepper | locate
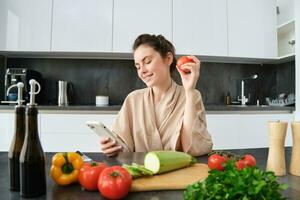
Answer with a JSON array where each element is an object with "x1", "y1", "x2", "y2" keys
[{"x1": 50, "y1": 152, "x2": 84, "y2": 185}]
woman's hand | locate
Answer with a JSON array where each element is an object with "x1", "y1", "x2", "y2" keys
[
  {"x1": 176, "y1": 55, "x2": 200, "y2": 91},
  {"x1": 100, "y1": 137, "x2": 123, "y2": 157}
]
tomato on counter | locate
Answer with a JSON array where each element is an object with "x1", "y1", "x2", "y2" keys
[
  {"x1": 78, "y1": 162, "x2": 107, "y2": 191},
  {"x1": 98, "y1": 166, "x2": 132, "y2": 200},
  {"x1": 176, "y1": 56, "x2": 195, "y2": 73},
  {"x1": 208, "y1": 154, "x2": 226, "y2": 171},
  {"x1": 243, "y1": 154, "x2": 256, "y2": 167}
]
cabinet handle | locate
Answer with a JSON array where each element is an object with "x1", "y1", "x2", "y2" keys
[{"x1": 288, "y1": 39, "x2": 295, "y2": 45}]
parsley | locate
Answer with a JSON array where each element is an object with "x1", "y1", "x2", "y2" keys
[{"x1": 183, "y1": 161, "x2": 288, "y2": 200}]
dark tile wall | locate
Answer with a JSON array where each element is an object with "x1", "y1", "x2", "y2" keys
[
  {"x1": 276, "y1": 61, "x2": 295, "y2": 95},
  {"x1": 4, "y1": 58, "x2": 295, "y2": 106},
  {"x1": 0, "y1": 56, "x2": 5, "y2": 100}
]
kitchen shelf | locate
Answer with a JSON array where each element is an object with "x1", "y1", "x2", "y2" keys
[
  {"x1": 277, "y1": 19, "x2": 295, "y2": 58},
  {"x1": 276, "y1": 53, "x2": 295, "y2": 64},
  {"x1": 277, "y1": 20, "x2": 295, "y2": 34}
]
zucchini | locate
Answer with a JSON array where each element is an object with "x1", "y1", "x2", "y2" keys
[
  {"x1": 144, "y1": 151, "x2": 197, "y2": 174},
  {"x1": 122, "y1": 164, "x2": 143, "y2": 178}
]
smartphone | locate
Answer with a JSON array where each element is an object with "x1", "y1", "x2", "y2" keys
[{"x1": 86, "y1": 121, "x2": 129, "y2": 151}]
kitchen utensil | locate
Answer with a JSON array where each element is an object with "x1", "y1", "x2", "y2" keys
[
  {"x1": 130, "y1": 163, "x2": 209, "y2": 192},
  {"x1": 58, "y1": 81, "x2": 73, "y2": 106},
  {"x1": 266, "y1": 121, "x2": 287, "y2": 176},
  {"x1": 290, "y1": 121, "x2": 300, "y2": 176}
]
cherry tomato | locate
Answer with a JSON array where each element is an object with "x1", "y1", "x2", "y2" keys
[
  {"x1": 235, "y1": 159, "x2": 246, "y2": 170},
  {"x1": 176, "y1": 56, "x2": 195, "y2": 73},
  {"x1": 208, "y1": 154, "x2": 226, "y2": 171},
  {"x1": 98, "y1": 166, "x2": 132, "y2": 200},
  {"x1": 243, "y1": 154, "x2": 256, "y2": 167},
  {"x1": 78, "y1": 162, "x2": 107, "y2": 191}
]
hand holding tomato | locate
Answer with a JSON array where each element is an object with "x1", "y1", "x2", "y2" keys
[
  {"x1": 78, "y1": 162, "x2": 107, "y2": 191},
  {"x1": 177, "y1": 56, "x2": 195, "y2": 73},
  {"x1": 98, "y1": 166, "x2": 132, "y2": 200},
  {"x1": 176, "y1": 55, "x2": 200, "y2": 91}
]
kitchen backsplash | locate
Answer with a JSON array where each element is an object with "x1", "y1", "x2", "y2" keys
[
  {"x1": 0, "y1": 56, "x2": 5, "y2": 100},
  {"x1": 2, "y1": 58, "x2": 295, "y2": 106}
]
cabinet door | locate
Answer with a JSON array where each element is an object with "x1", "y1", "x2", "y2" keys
[
  {"x1": 173, "y1": 0, "x2": 227, "y2": 56},
  {"x1": 113, "y1": 0, "x2": 172, "y2": 53},
  {"x1": 0, "y1": 113, "x2": 14, "y2": 151},
  {"x1": 207, "y1": 113, "x2": 293, "y2": 150},
  {"x1": 227, "y1": 0, "x2": 277, "y2": 59},
  {"x1": 51, "y1": 0, "x2": 113, "y2": 52},
  {"x1": 238, "y1": 114, "x2": 293, "y2": 149},
  {"x1": 0, "y1": 0, "x2": 52, "y2": 51},
  {"x1": 206, "y1": 115, "x2": 240, "y2": 150},
  {"x1": 40, "y1": 114, "x2": 116, "y2": 152},
  {"x1": 277, "y1": 0, "x2": 295, "y2": 26}
]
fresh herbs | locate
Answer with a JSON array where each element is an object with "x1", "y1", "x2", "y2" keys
[{"x1": 183, "y1": 161, "x2": 288, "y2": 200}]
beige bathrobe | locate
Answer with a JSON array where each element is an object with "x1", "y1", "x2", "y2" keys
[{"x1": 112, "y1": 80, "x2": 213, "y2": 156}]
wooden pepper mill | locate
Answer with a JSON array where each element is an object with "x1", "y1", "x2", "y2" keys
[
  {"x1": 290, "y1": 121, "x2": 300, "y2": 176},
  {"x1": 266, "y1": 120, "x2": 287, "y2": 176}
]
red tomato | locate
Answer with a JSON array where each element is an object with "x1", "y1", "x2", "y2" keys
[
  {"x1": 98, "y1": 166, "x2": 132, "y2": 200},
  {"x1": 78, "y1": 162, "x2": 108, "y2": 191},
  {"x1": 208, "y1": 154, "x2": 226, "y2": 171},
  {"x1": 243, "y1": 154, "x2": 256, "y2": 167},
  {"x1": 235, "y1": 159, "x2": 246, "y2": 170},
  {"x1": 176, "y1": 56, "x2": 195, "y2": 73}
]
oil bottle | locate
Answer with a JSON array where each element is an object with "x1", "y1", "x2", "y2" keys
[
  {"x1": 8, "y1": 82, "x2": 25, "y2": 191},
  {"x1": 19, "y1": 79, "x2": 46, "y2": 197}
]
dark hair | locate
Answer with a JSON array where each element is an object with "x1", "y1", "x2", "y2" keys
[{"x1": 132, "y1": 34, "x2": 176, "y2": 73}]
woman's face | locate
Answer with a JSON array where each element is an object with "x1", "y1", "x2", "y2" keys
[{"x1": 134, "y1": 44, "x2": 172, "y2": 87}]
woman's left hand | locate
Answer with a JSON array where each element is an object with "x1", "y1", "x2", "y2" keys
[{"x1": 176, "y1": 55, "x2": 200, "y2": 91}]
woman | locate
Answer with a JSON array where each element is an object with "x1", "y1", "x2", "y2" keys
[{"x1": 100, "y1": 34, "x2": 213, "y2": 157}]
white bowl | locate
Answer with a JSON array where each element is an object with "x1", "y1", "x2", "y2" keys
[{"x1": 96, "y1": 96, "x2": 109, "y2": 107}]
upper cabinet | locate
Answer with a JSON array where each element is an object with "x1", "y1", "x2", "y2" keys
[
  {"x1": 0, "y1": 0, "x2": 280, "y2": 62},
  {"x1": 277, "y1": 0, "x2": 295, "y2": 59},
  {"x1": 0, "y1": 0, "x2": 52, "y2": 51},
  {"x1": 51, "y1": 0, "x2": 113, "y2": 52},
  {"x1": 227, "y1": 0, "x2": 277, "y2": 59},
  {"x1": 277, "y1": 0, "x2": 294, "y2": 26},
  {"x1": 173, "y1": 0, "x2": 227, "y2": 57},
  {"x1": 113, "y1": 0, "x2": 172, "y2": 53}
]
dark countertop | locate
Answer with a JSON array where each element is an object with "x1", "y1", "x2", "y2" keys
[
  {"x1": 0, "y1": 104, "x2": 295, "y2": 114},
  {"x1": 0, "y1": 148, "x2": 299, "y2": 199}
]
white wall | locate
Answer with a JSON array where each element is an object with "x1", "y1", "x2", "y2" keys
[{"x1": 295, "y1": 0, "x2": 300, "y2": 121}]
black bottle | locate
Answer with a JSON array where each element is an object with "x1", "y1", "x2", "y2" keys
[
  {"x1": 19, "y1": 79, "x2": 46, "y2": 198},
  {"x1": 8, "y1": 82, "x2": 26, "y2": 191}
]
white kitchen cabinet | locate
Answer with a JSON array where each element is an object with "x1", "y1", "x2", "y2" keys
[
  {"x1": 0, "y1": 113, "x2": 14, "y2": 151},
  {"x1": 277, "y1": 0, "x2": 295, "y2": 59},
  {"x1": 51, "y1": 0, "x2": 113, "y2": 52},
  {"x1": 40, "y1": 114, "x2": 116, "y2": 152},
  {"x1": 206, "y1": 113, "x2": 294, "y2": 150},
  {"x1": 113, "y1": 0, "x2": 172, "y2": 53},
  {"x1": 227, "y1": 0, "x2": 277, "y2": 59},
  {"x1": 277, "y1": 0, "x2": 295, "y2": 26},
  {"x1": 0, "y1": 111, "x2": 42, "y2": 152},
  {"x1": 173, "y1": 0, "x2": 227, "y2": 56},
  {"x1": 0, "y1": 0, "x2": 52, "y2": 51}
]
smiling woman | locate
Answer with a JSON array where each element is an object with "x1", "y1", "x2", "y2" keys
[{"x1": 99, "y1": 34, "x2": 213, "y2": 157}]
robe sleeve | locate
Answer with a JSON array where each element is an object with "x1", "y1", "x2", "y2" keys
[
  {"x1": 112, "y1": 95, "x2": 135, "y2": 152},
  {"x1": 183, "y1": 90, "x2": 213, "y2": 156}
]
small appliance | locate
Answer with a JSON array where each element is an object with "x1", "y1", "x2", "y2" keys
[{"x1": 4, "y1": 68, "x2": 43, "y2": 104}]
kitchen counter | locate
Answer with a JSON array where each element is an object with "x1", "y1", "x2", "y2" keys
[
  {"x1": 0, "y1": 104, "x2": 295, "y2": 114},
  {"x1": 0, "y1": 148, "x2": 299, "y2": 199}
]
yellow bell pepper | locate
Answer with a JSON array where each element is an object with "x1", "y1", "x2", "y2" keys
[{"x1": 50, "y1": 152, "x2": 84, "y2": 185}]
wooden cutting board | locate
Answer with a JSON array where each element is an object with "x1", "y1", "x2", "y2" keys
[{"x1": 130, "y1": 163, "x2": 209, "y2": 192}]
